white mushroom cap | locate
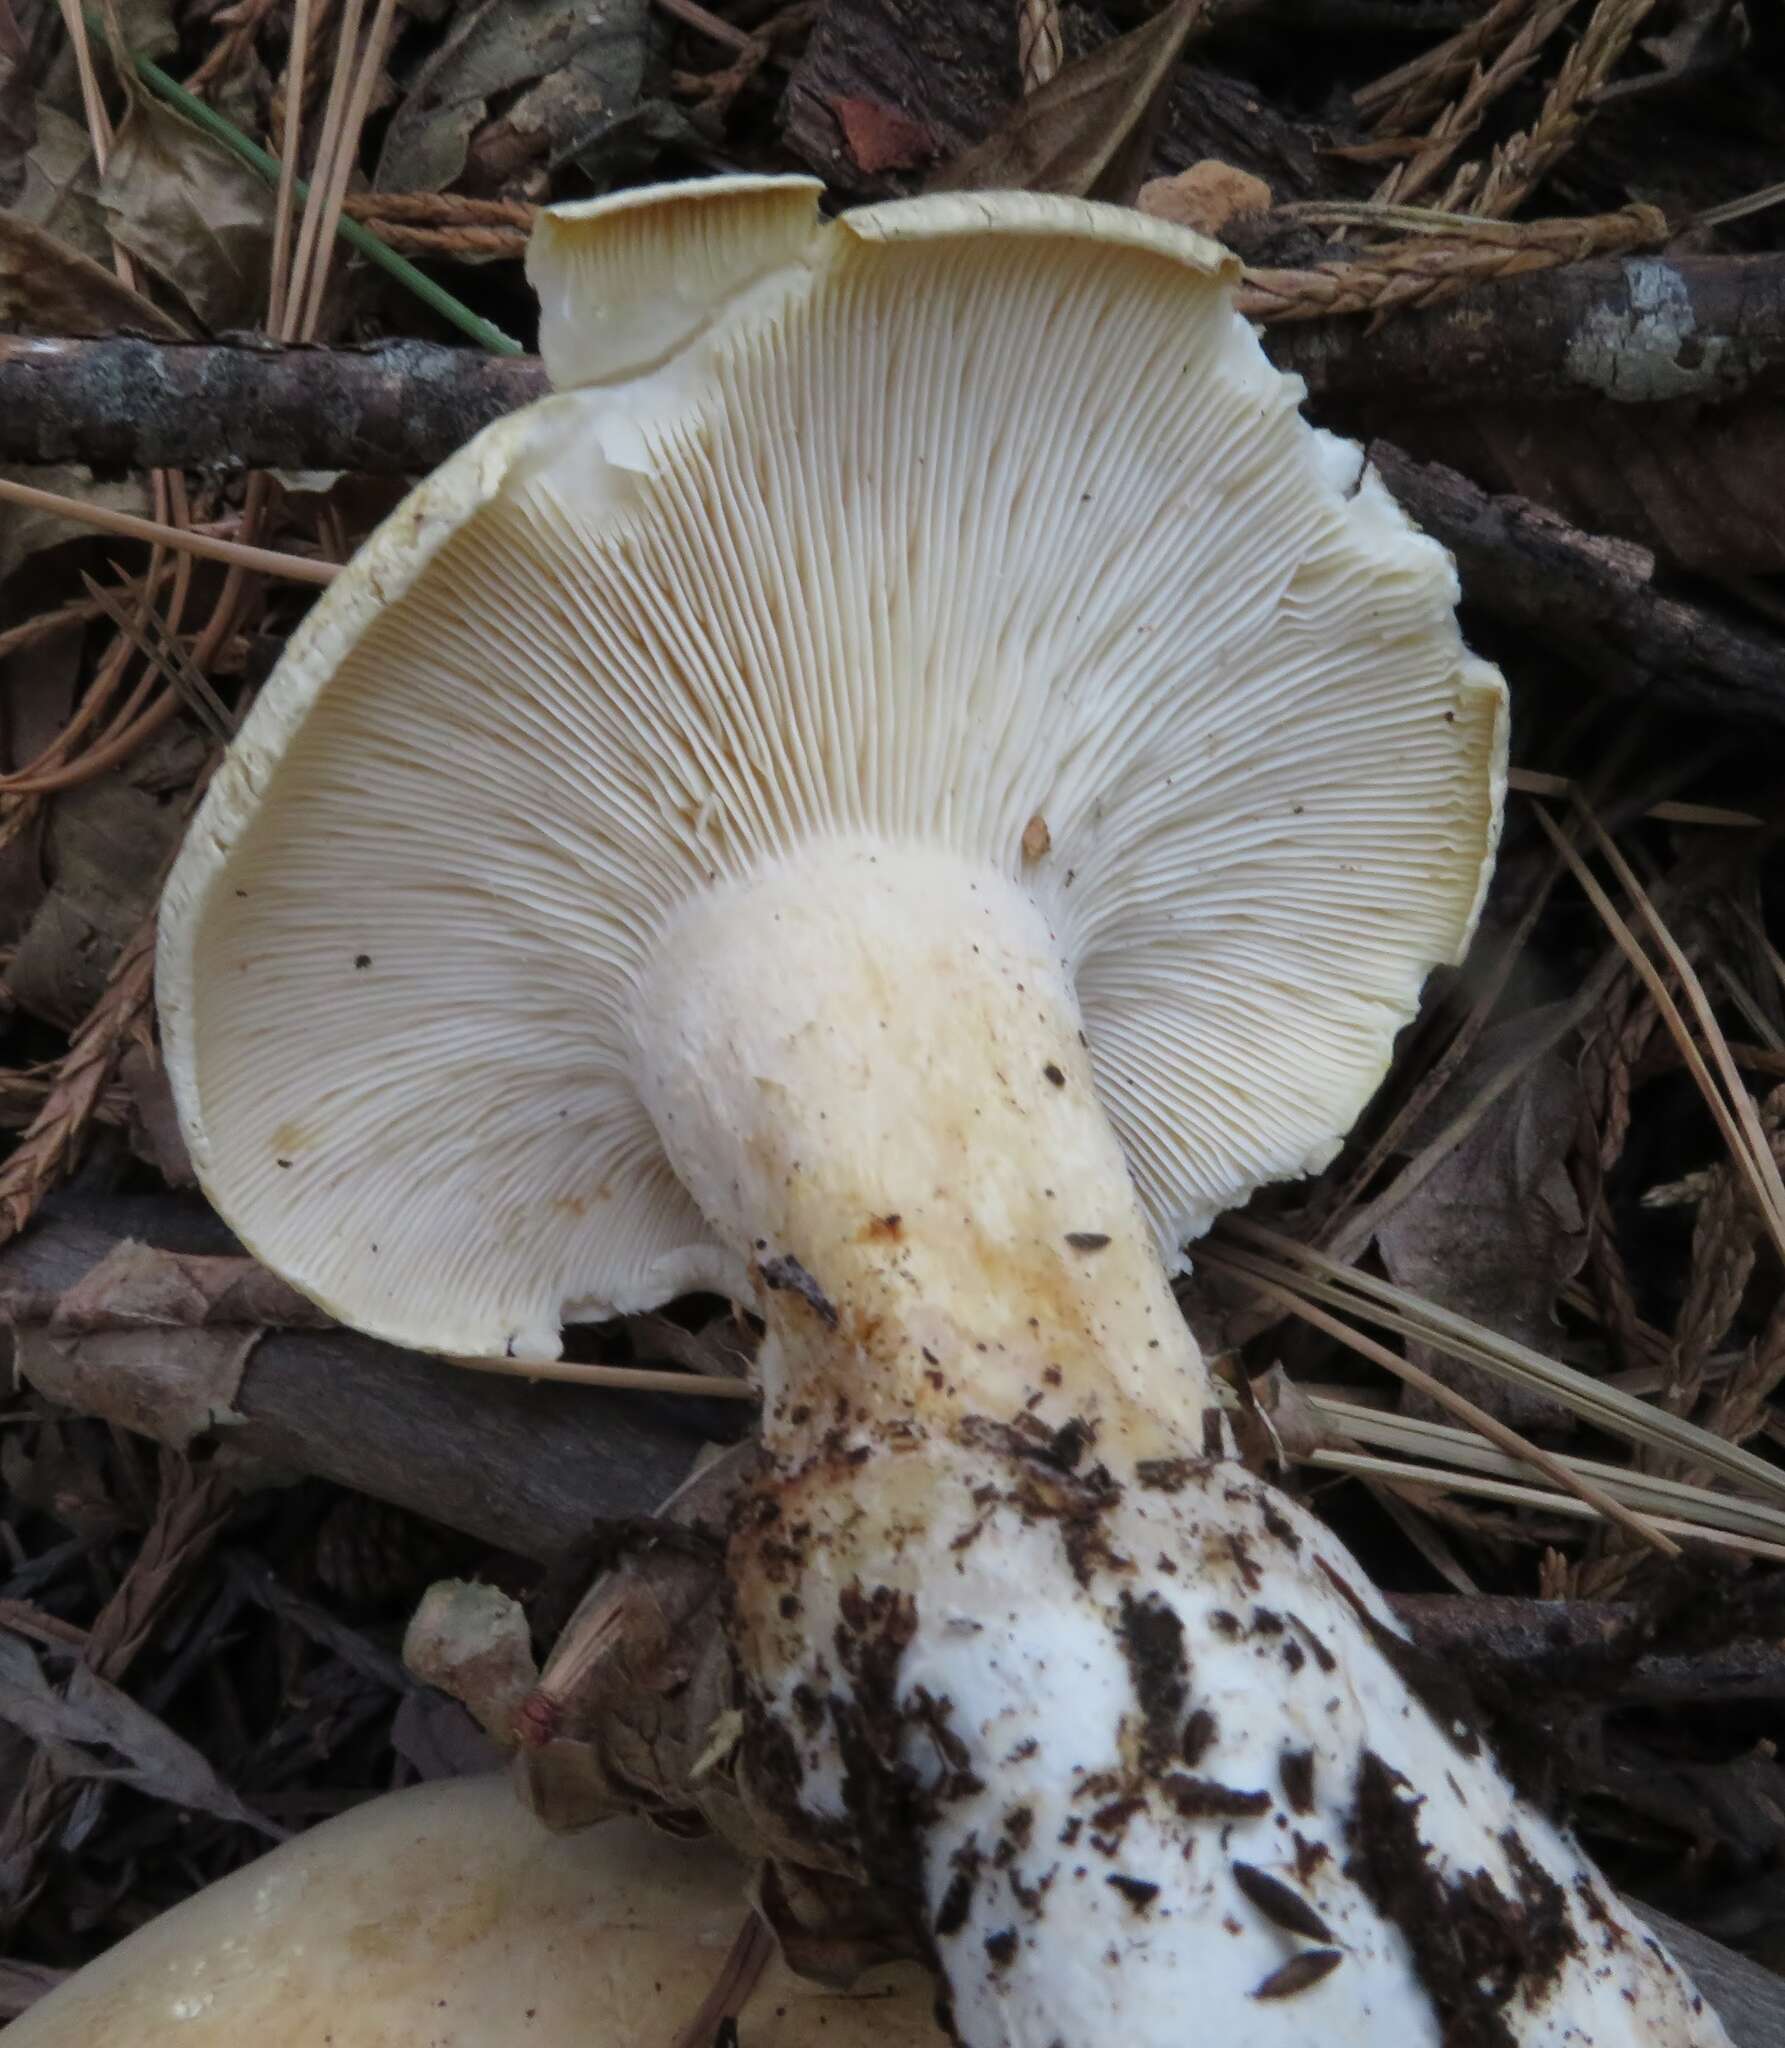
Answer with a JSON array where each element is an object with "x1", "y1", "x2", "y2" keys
[
  {"x1": 6, "y1": 1775, "x2": 939, "y2": 2047},
  {"x1": 157, "y1": 177, "x2": 1506, "y2": 1363}
]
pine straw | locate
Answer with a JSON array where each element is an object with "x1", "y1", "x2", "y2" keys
[
  {"x1": 1537, "y1": 797, "x2": 1785, "y2": 1272},
  {"x1": 0, "y1": 923, "x2": 155, "y2": 1248},
  {"x1": 1454, "y1": 0, "x2": 1664, "y2": 217},
  {"x1": 1354, "y1": 0, "x2": 1553, "y2": 133},
  {"x1": 1200, "y1": 1234, "x2": 1683, "y2": 1556},
  {"x1": 1195, "y1": 1212, "x2": 1785, "y2": 1548},
  {"x1": 1199, "y1": 781, "x2": 1785, "y2": 1571},
  {"x1": 1363, "y1": 0, "x2": 1579, "y2": 211},
  {"x1": 0, "y1": 562, "x2": 181, "y2": 667}
]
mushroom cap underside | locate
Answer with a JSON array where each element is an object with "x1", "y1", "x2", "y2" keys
[{"x1": 158, "y1": 178, "x2": 1507, "y2": 1362}]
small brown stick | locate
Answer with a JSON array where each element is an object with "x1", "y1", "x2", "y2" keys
[
  {"x1": 0, "y1": 475, "x2": 336, "y2": 585},
  {"x1": 652, "y1": 0, "x2": 757, "y2": 52},
  {"x1": 4, "y1": 1198, "x2": 707, "y2": 1560},
  {"x1": 1367, "y1": 443, "x2": 1785, "y2": 723}
]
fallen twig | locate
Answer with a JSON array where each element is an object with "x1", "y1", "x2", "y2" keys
[
  {"x1": 0, "y1": 335, "x2": 543, "y2": 473},
  {"x1": 3, "y1": 1197, "x2": 711, "y2": 1560},
  {"x1": 1369, "y1": 443, "x2": 1785, "y2": 724},
  {"x1": 9, "y1": 253, "x2": 1783, "y2": 476}
]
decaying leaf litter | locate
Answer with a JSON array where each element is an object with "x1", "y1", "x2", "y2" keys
[{"x1": 3, "y1": 0, "x2": 1785, "y2": 2033}]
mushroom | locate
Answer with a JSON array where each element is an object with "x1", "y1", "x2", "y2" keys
[
  {"x1": 6, "y1": 1775, "x2": 938, "y2": 2045},
  {"x1": 157, "y1": 179, "x2": 1727, "y2": 2045}
]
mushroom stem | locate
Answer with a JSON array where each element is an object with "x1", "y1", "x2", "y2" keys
[
  {"x1": 635, "y1": 841, "x2": 1211, "y2": 1456},
  {"x1": 636, "y1": 842, "x2": 1728, "y2": 2047}
]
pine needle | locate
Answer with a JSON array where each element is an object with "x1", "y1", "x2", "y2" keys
[
  {"x1": 1308, "y1": 1396, "x2": 1785, "y2": 1546},
  {"x1": 1302, "y1": 1450, "x2": 1785, "y2": 1563},
  {"x1": 0, "y1": 476, "x2": 337, "y2": 585},
  {"x1": 1532, "y1": 800, "x2": 1785, "y2": 1267},
  {"x1": 1198, "y1": 1242, "x2": 1680, "y2": 1556},
  {"x1": 447, "y1": 1356, "x2": 757, "y2": 1399},
  {"x1": 1212, "y1": 1218, "x2": 1785, "y2": 1505}
]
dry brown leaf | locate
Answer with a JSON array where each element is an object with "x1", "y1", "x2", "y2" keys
[
  {"x1": 376, "y1": 0, "x2": 649, "y2": 195},
  {"x1": 0, "y1": 215, "x2": 186, "y2": 337},
  {"x1": 0, "y1": 0, "x2": 32, "y2": 211},
  {"x1": 518, "y1": 1447, "x2": 749, "y2": 1838},
  {"x1": 49, "y1": 1239, "x2": 329, "y2": 1332},
  {"x1": 13, "y1": 101, "x2": 111, "y2": 265},
  {"x1": 12, "y1": 1240, "x2": 338, "y2": 1450},
  {"x1": 117, "y1": 1042, "x2": 195, "y2": 1186},
  {"x1": 97, "y1": 97, "x2": 276, "y2": 331},
  {"x1": 14, "y1": 1326, "x2": 257, "y2": 1450},
  {"x1": 6, "y1": 753, "x2": 187, "y2": 1027},
  {"x1": 929, "y1": 0, "x2": 1205, "y2": 202},
  {"x1": 1375, "y1": 1011, "x2": 1589, "y2": 1429},
  {"x1": 0, "y1": 1629, "x2": 276, "y2": 1834}
]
